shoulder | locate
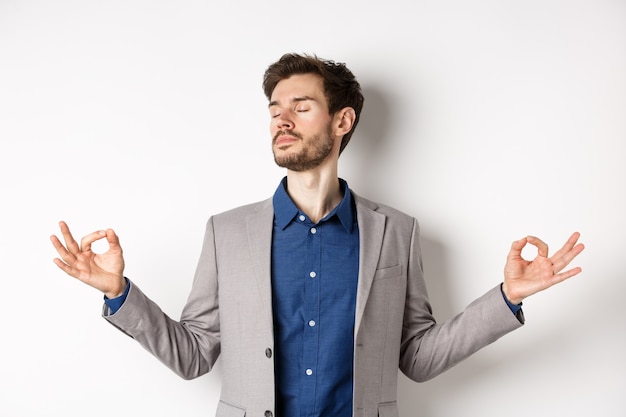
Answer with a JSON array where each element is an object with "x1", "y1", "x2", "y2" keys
[
  {"x1": 353, "y1": 191, "x2": 415, "y2": 223},
  {"x1": 210, "y1": 197, "x2": 273, "y2": 224}
]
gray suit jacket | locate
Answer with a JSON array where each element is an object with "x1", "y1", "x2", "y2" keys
[{"x1": 105, "y1": 193, "x2": 523, "y2": 417}]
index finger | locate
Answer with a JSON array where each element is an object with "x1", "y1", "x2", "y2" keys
[
  {"x1": 80, "y1": 230, "x2": 107, "y2": 252},
  {"x1": 526, "y1": 235, "x2": 549, "y2": 258}
]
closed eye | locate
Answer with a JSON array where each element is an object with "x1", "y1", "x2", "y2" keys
[{"x1": 269, "y1": 107, "x2": 281, "y2": 118}]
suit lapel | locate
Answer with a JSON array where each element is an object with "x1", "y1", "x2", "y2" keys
[
  {"x1": 243, "y1": 194, "x2": 386, "y2": 336},
  {"x1": 246, "y1": 198, "x2": 275, "y2": 331},
  {"x1": 353, "y1": 194, "x2": 386, "y2": 333}
]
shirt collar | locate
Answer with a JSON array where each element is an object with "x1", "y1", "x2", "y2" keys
[{"x1": 273, "y1": 176, "x2": 355, "y2": 232}]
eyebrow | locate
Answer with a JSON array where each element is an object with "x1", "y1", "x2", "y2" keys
[{"x1": 268, "y1": 95, "x2": 317, "y2": 108}]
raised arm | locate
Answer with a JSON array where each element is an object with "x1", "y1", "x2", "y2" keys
[{"x1": 50, "y1": 220, "x2": 126, "y2": 299}]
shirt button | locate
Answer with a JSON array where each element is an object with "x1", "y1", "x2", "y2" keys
[
  {"x1": 310, "y1": 227, "x2": 317, "y2": 234},
  {"x1": 265, "y1": 348, "x2": 272, "y2": 358},
  {"x1": 308, "y1": 320, "x2": 316, "y2": 327},
  {"x1": 306, "y1": 368, "x2": 313, "y2": 376},
  {"x1": 298, "y1": 215, "x2": 306, "y2": 221},
  {"x1": 309, "y1": 271, "x2": 316, "y2": 278},
  {"x1": 265, "y1": 411, "x2": 273, "y2": 417}
]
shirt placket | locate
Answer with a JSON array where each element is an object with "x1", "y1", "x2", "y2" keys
[{"x1": 300, "y1": 217, "x2": 321, "y2": 416}]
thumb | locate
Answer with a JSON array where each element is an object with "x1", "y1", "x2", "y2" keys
[{"x1": 105, "y1": 228, "x2": 123, "y2": 252}]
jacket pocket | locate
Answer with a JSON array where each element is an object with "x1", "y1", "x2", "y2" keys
[
  {"x1": 378, "y1": 401, "x2": 399, "y2": 417},
  {"x1": 373, "y1": 264, "x2": 402, "y2": 280},
  {"x1": 216, "y1": 400, "x2": 246, "y2": 417}
]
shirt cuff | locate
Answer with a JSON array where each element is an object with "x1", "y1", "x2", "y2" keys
[
  {"x1": 103, "y1": 277, "x2": 130, "y2": 315},
  {"x1": 500, "y1": 283, "x2": 522, "y2": 314}
]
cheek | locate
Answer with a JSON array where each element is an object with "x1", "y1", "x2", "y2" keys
[{"x1": 269, "y1": 120, "x2": 278, "y2": 136}]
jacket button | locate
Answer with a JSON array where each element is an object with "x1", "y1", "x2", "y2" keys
[
  {"x1": 264, "y1": 410, "x2": 273, "y2": 417},
  {"x1": 265, "y1": 348, "x2": 272, "y2": 358}
]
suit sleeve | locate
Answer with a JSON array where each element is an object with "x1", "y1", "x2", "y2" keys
[
  {"x1": 103, "y1": 217, "x2": 221, "y2": 380},
  {"x1": 399, "y1": 218, "x2": 523, "y2": 382}
]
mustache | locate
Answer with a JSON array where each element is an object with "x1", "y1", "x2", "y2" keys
[{"x1": 273, "y1": 130, "x2": 303, "y2": 143}]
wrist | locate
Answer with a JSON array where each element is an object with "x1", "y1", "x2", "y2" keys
[
  {"x1": 104, "y1": 277, "x2": 128, "y2": 300},
  {"x1": 501, "y1": 282, "x2": 523, "y2": 306}
]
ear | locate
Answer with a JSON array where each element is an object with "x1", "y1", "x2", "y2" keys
[{"x1": 332, "y1": 107, "x2": 356, "y2": 137}]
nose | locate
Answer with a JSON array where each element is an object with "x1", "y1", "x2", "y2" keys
[{"x1": 274, "y1": 110, "x2": 294, "y2": 130}]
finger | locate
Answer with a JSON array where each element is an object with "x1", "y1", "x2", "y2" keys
[
  {"x1": 50, "y1": 234, "x2": 69, "y2": 257},
  {"x1": 80, "y1": 230, "x2": 107, "y2": 252},
  {"x1": 552, "y1": 238, "x2": 585, "y2": 273},
  {"x1": 50, "y1": 233, "x2": 80, "y2": 266},
  {"x1": 52, "y1": 255, "x2": 87, "y2": 280},
  {"x1": 547, "y1": 266, "x2": 583, "y2": 288},
  {"x1": 549, "y1": 232, "x2": 583, "y2": 267},
  {"x1": 104, "y1": 228, "x2": 122, "y2": 252},
  {"x1": 526, "y1": 235, "x2": 549, "y2": 258},
  {"x1": 550, "y1": 232, "x2": 582, "y2": 260},
  {"x1": 58, "y1": 221, "x2": 80, "y2": 255},
  {"x1": 52, "y1": 256, "x2": 75, "y2": 276},
  {"x1": 507, "y1": 237, "x2": 528, "y2": 261}
]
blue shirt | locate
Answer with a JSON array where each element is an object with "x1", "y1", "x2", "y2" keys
[
  {"x1": 104, "y1": 178, "x2": 522, "y2": 415},
  {"x1": 271, "y1": 177, "x2": 359, "y2": 417}
]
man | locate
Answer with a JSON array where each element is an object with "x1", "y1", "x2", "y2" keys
[{"x1": 51, "y1": 53, "x2": 584, "y2": 417}]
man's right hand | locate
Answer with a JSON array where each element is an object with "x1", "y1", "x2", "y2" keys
[{"x1": 51, "y1": 221, "x2": 126, "y2": 299}]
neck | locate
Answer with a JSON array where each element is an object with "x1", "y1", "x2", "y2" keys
[{"x1": 285, "y1": 167, "x2": 342, "y2": 224}]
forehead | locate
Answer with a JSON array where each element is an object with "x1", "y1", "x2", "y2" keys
[{"x1": 270, "y1": 73, "x2": 326, "y2": 105}]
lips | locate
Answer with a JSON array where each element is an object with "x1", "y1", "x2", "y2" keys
[
  {"x1": 273, "y1": 130, "x2": 302, "y2": 147},
  {"x1": 275, "y1": 136, "x2": 298, "y2": 146}
]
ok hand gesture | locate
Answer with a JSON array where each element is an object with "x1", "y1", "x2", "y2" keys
[
  {"x1": 51, "y1": 221, "x2": 126, "y2": 299},
  {"x1": 502, "y1": 232, "x2": 585, "y2": 305}
]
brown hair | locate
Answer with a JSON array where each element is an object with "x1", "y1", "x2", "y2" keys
[{"x1": 263, "y1": 53, "x2": 364, "y2": 154}]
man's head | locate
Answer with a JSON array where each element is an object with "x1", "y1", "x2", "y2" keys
[{"x1": 263, "y1": 53, "x2": 364, "y2": 155}]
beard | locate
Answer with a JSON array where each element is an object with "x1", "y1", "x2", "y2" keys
[{"x1": 272, "y1": 126, "x2": 335, "y2": 172}]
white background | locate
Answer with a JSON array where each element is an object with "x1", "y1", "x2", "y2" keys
[{"x1": 1, "y1": 1, "x2": 624, "y2": 416}]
